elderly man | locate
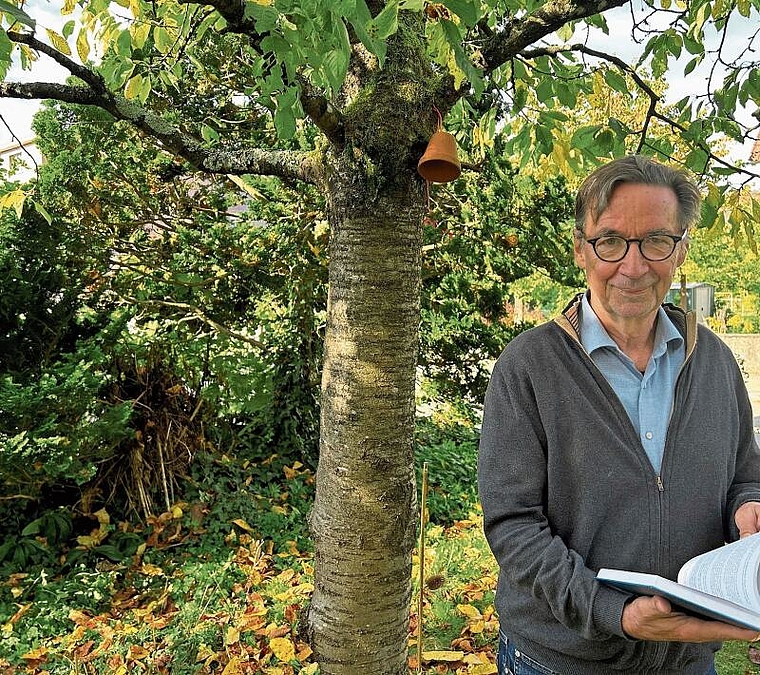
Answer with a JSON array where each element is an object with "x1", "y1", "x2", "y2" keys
[{"x1": 479, "y1": 155, "x2": 760, "y2": 674}]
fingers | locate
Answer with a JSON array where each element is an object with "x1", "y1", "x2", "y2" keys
[{"x1": 735, "y1": 502, "x2": 760, "y2": 538}]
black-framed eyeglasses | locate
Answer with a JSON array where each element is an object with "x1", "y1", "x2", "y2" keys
[{"x1": 582, "y1": 231, "x2": 687, "y2": 262}]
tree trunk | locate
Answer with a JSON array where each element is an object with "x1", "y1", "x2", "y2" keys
[{"x1": 307, "y1": 167, "x2": 424, "y2": 673}]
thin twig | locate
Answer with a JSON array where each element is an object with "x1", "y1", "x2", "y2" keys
[{"x1": 417, "y1": 461, "x2": 429, "y2": 673}]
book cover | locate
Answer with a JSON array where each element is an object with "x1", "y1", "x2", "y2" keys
[{"x1": 597, "y1": 568, "x2": 760, "y2": 631}]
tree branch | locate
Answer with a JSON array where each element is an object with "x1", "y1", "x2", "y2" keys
[
  {"x1": 126, "y1": 297, "x2": 266, "y2": 348},
  {"x1": 7, "y1": 31, "x2": 108, "y2": 94},
  {"x1": 3, "y1": 28, "x2": 323, "y2": 183},
  {"x1": 299, "y1": 78, "x2": 346, "y2": 148},
  {"x1": 524, "y1": 43, "x2": 760, "y2": 181},
  {"x1": 0, "y1": 80, "x2": 321, "y2": 183},
  {"x1": 481, "y1": 0, "x2": 628, "y2": 74}
]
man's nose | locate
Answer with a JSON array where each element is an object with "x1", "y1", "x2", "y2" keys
[{"x1": 617, "y1": 241, "x2": 650, "y2": 273}]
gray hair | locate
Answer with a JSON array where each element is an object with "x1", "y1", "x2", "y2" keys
[{"x1": 575, "y1": 155, "x2": 702, "y2": 234}]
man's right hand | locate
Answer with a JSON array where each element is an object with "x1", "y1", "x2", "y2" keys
[{"x1": 621, "y1": 595, "x2": 760, "y2": 643}]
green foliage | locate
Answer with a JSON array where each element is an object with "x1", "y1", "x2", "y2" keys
[
  {"x1": 683, "y1": 225, "x2": 760, "y2": 333},
  {"x1": 415, "y1": 403, "x2": 480, "y2": 524},
  {"x1": 0, "y1": 339, "x2": 135, "y2": 494},
  {"x1": 419, "y1": 145, "x2": 581, "y2": 401},
  {"x1": 0, "y1": 101, "x2": 327, "y2": 513},
  {"x1": 183, "y1": 450, "x2": 314, "y2": 556}
]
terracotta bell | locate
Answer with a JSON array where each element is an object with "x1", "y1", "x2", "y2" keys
[{"x1": 417, "y1": 130, "x2": 461, "y2": 183}]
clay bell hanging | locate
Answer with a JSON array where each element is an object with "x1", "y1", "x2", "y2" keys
[{"x1": 417, "y1": 129, "x2": 461, "y2": 183}]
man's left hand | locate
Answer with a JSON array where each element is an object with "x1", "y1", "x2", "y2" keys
[{"x1": 735, "y1": 501, "x2": 760, "y2": 539}]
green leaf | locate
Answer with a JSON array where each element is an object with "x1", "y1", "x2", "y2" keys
[
  {"x1": 603, "y1": 70, "x2": 628, "y2": 94},
  {"x1": 201, "y1": 124, "x2": 219, "y2": 143},
  {"x1": 682, "y1": 32, "x2": 703, "y2": 55},
  {"x1": 138, "y1": 72, "x2": 152, "y2": 103},
  {"x1": 116, "y1": 28, "x2": 132, "y2": 56},
  {"x1": 154, "y1": 26, "x2": 174, "y2": 54},
  {"x1": 322, "y1": 48, "x2": 349, "y2": 94},
  {"x1": 62, "y1": 20, "x2": 75, "y2": 39},
  {"x1": 0, "y1": 0, "x2": 35, "y2": 28},
  {"x1": 683, "y1": 54, "x2": 702, "y2": 76},
  {"x1": 371, "y1": 0, "x2": 399, "y2": 40},
  {"x1": 556, "y1": 83, "x2": 577, "y2": 108},
  {"x1": 273, "y1": 86, "x2": 299, "y2": 139},
  {"x1": 0, "y1": 28, "x2": 11, "y2": 80},
  {"x1": 440, "y1": 0, "x2": 480, "y2": 27},
  {"x1": 33, "y1": 200, "x2": 53, "y2": 225},
  {"x1": 535, "y1": 78, "x2": 553, "y2": 103}
]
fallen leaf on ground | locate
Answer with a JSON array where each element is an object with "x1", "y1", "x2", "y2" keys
[
  {"x1": 270, "y1": 636, "x2": 296, "y2": 662},
  {"x1": 423, "y1": 650, "x2": 464, "y2": 662}
]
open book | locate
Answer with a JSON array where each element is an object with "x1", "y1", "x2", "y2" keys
[{"x1": 597, "y1": 532, "x2": 760, "y2": 630}]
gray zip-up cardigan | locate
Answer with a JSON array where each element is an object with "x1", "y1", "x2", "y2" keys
[{"x1": 478, "y1": 294, "x2": 760, "y2": 674}]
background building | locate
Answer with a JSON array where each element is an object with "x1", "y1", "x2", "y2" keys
[{"x1": 0, "y1": 138, "x2": 43, "y2": 182}]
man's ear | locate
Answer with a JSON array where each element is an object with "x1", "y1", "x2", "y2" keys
[
  {"x1": 675, "y1": 233, "x2": 690, "y2": 266},
  {"x1": 573, "y1": 231, "x2": 587, "y2": 270}
]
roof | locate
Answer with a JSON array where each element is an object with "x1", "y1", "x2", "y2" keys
[
  {"x1": 669, "y1": 282, "x2": 713, "y2": 290},
  {"x1": 0, "y1": 138, "x2": 37, "y2": 154}
]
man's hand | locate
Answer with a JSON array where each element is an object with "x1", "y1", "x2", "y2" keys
[
  {"x1": 621, "y1": 595, "x2": 760, "y2": 643},
  {"x1": 735, "y1": 501, "x2": 760, "y2": 539}
]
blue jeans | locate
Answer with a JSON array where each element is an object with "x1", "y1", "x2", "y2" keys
[{"x1": 497, "y1": 632, "x2": 718, "y2": 675}]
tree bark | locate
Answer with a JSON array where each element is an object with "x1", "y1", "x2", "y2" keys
[{"x1": 307, "y1": 164, "x2": 424, "y2": 673}]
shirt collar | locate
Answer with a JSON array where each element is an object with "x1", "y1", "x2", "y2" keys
[{"x1": 580, "y1": 293, "x2": 683, "y2": 357}]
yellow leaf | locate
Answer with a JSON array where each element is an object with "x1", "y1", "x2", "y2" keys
[
  {"x1": 0, "y1": 189, "x2": 27, "y2": 218},
  {"x1": 140, "y1": 563, "x2": 164, "y2": 576},
  {"x1": 469, "y1": 665, "x2": 498, "y2": 674},
  {"x1": 76, "y1": 29, "x2": 90, "y2": 63},
  {"x1": 124, "y1": 74, "x2": 143, "y2": 100},
  {"x1": 422, "y1": 650, "x2": 464, "y2": 662},
  {"x1": 94, "y1": 508, "x2": 110, "y2": 525},
  {"x1": 225, "y1": 626, "x2": 240, "y2": 646},
  {"x1": 62, "y1": 0, "x2": 76, "y2": 14},
  {"x1": 77, "y1": 532, "x2": 106, "y2": 548},
  {"x1": 222, "y1": 657, "x2": 243, "y2": 674},
  {"x1": 300, "y1": 664, "x2": 319, "y2": 675},
  {"x1": 45, "y1": 28, "x2": 72, "y2": 56},
  {"x1": 270, "y1": 636, "x2": 296, "y2": 662},
  {"x1": 131, "y1": 22, "x2": 150, "y2": 49},
  {"x1": 283, "y1": 462, "x2": 303, "y2": 479},
  {"x1": 171, "y1": 504, "x2": 184, "y2": 519},
  {"x1": 195, "y1": 644, "x2": 216, "y2": 662},
  {"x1": 276, "y1": 568, "x2": 296, "y2": 583},
  {"x1": 457, "y1": 603, "x2": 482, "y2": 619},
  {"x1": 232, "y1": 518, "x2": 254, "y2": 532}
]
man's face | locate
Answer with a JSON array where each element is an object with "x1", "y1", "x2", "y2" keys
[{"x1": 573, "y1": 182, "x2": 688, "y2": 333}]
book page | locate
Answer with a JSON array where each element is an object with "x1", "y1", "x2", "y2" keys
[{"x1": 677, "y1": 533, "x2": 760, "y2": 612}]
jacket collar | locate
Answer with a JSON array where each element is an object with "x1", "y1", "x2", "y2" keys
[{"x1": 554, "y1": 291, "x2": 697, "y2": 357}]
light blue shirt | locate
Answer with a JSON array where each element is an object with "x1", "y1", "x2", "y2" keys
[{"x1": 579, "y1": 294, "x2": 685, "y2": 473}]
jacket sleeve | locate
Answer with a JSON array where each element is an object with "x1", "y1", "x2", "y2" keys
[
  {"x1": 725, "y1": 354, "x2": 760, "y2": 540},
  {"x1": 478, "y1": 349, "x2": 629, "y2": 640}
]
